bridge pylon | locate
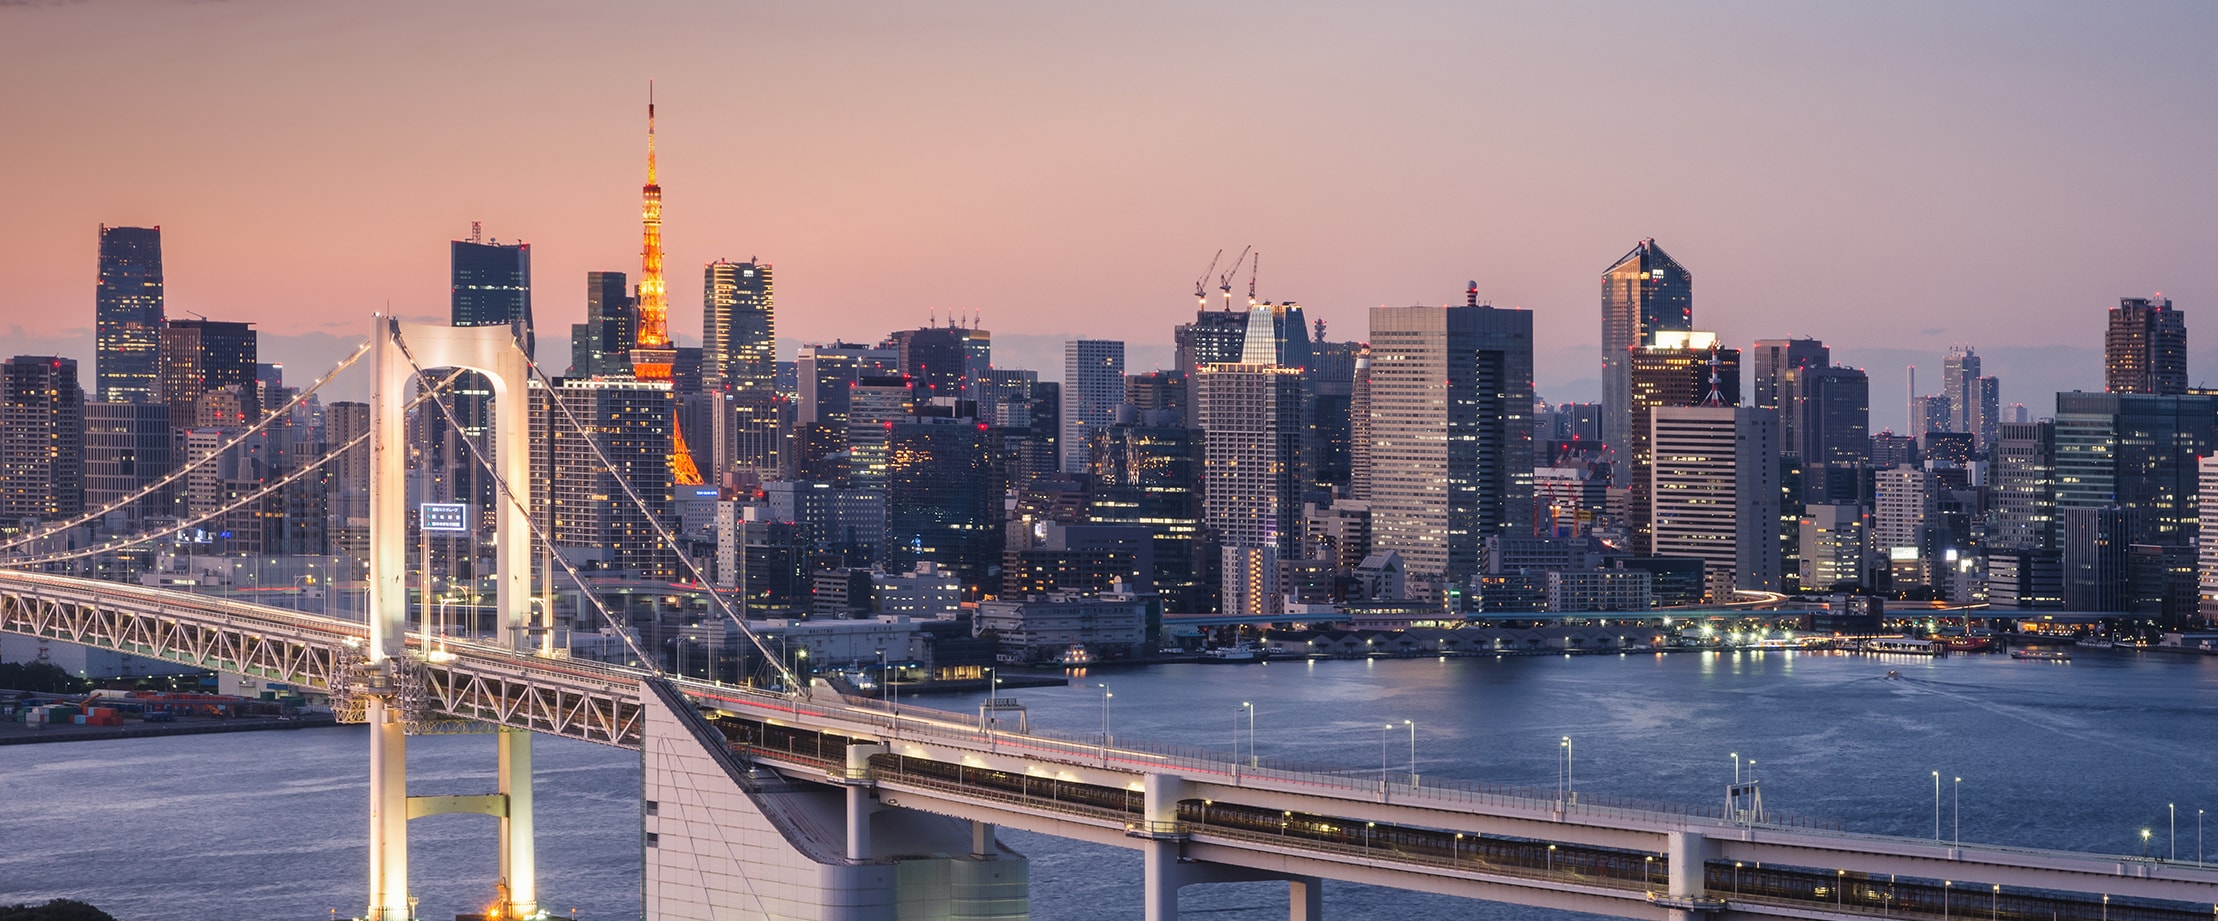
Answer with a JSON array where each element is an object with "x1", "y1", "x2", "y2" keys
[{"x1": 363, "y1": 318, "x2": 540, "y2": 921}]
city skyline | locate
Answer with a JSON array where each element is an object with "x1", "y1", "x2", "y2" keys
[{"x1": 3, "y1": 2, "x2": 2215, "y2": 430}]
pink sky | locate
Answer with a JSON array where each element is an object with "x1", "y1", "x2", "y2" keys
[{"x1": 2, "y1": 1, "x2": 2214, "y2": 417}]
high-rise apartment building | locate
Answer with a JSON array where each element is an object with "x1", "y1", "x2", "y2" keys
[
  {"x1": 1873, "y1": 465, "x2": 1938, "y2": 588},
  {"x1": 546, "y1": 380, "x2": 675, "y2": 579},
  {"x1": 1195, "y1": 312, "x2": 1305, "y2": 559},
  {"x1": 1061, "y1": 340, "x2": 1126, "y2": 473},
  {"x1": 450, "y1": 233, "x2": 534, "y2": 359},
  {"x1": 1788, "y1": 364, "x2": 1870, "y2": 504},
  {"x1": 1986, "y1": 420, "x2": 2060, "y2": 609},
  {"x1": 1624, "y1": 332, "x2": 1739, "y2": 555},
  {"x1": 1365, "y1": 297, "x2": 1535, "y2": 588},
  {"x1": 1649, "y1": 406, "x2": 1780, "y2": 592},
  {"x1": 796, "y1": 342, "x2": 900, "y2": 427},
  {"x1": 1, "y1": 356, "x2": 86, "y2": 521},
  {"x1": 2106, "y1": 296, "x2": 2187, "y2": 396},
  {"x1": 702, "y1": 260, "x2": 774, "y2": 396},
  {"x1": 1601, "y1": 239, "x2": 1693, "y2": 450},
  {"x1": 95, "y1": 225, "x2": 165, "y2": 404},
  {"x1": 570, "y1": 271, "x2": 635, "y2": 380},
  {"x1": 2200, "y1": 456, "x2": 2218, "y2": 622},
  {"x1": 158, "y1": 319, "x2": 258, "y2": 426}
]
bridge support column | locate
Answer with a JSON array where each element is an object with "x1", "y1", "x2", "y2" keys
[
  {"x1": 845, "y1": 743, "x2": 883, "y2": 861},
  {"x1": 1141, "y1": 771, "x2": 1190, "y2": 921},
  {"x1": 366, "y1": 697, "x2": 410, "y2": 921},
  {"x1": 971, "y1": 821, "x2": 997, "y2": 859},
  {"x1": 1668, "y1": 830, "x2": 1712, "y2": 900},
  {"x1": 499, "y1": 728, "x2": 536, "y2": 917},
  {"x1": 1288, "y1": 874, "x2": 1324, "y2": 921}
]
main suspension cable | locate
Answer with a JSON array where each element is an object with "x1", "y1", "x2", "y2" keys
[
  {"x1": 2, "y1": 369, "x2": 461, "y2": 567},
  {"x1": 0, "y1": 339, "x2": 375, "y2": 553},
  {"x1": 519, "y1": 352, "x2": 801, "y2": 693},
  {"x1": 390, "y1": 340, "x2": 666, "y2": 677}
]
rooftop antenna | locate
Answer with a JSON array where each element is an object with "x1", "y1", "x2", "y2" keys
[
  {"x1": 1467, "y1": 280, "x2": 1480, "y2": 308},
  {"x1": 469, "y1": 221, "x2": 483, "y2": 244},
  {"x1": 1700, "y1": 343, "x2": 1728, "y2": 407}
]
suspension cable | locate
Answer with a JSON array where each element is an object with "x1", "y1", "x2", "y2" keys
[
  {"x1": 388, "y1": 341, "x2": 666, "y2": 677},
  {"x1": 0, "y1": 339, "x2": 375, "y2": 552},
  {"x1": 2, "y1": 370, "x2": 461, "y2": 567},
  {"x1": 516, "y1": 351, "x2": 801, "y2": 693}
]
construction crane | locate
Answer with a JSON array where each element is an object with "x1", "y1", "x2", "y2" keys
[
  {"x1": 1193, "y1": 249, "x2": 1222, "y2": 309},
  {"x1": 1247, "y1": 251, "x2": 1261, "y2": 307},
  {"x1": 1218, "y1": 245, "x2": 1252, "y2": 312}
]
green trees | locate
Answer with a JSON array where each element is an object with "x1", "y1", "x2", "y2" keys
[{"x1": 0, "y1": 899, "x2": 120, "y2": 921}]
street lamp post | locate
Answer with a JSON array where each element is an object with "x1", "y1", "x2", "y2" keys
[
  {"x1": 1379, "y1": 723, "x2": 1394, "y2": 784},
  {"x1": 1403, "y1": 719, "x2": 1417, "y2": 784},
  {"x1": 1933, "y1": 771, "x2": 1942, "y2": 841},
  {"x1": 2143, "y1": 828, "x2": 2153, "y2": 860},
  {"x1": 1098, "y1": 683, "x2": 1113, "y2": 749},
  {"x1": 1561, "y1": 736, "x2": 1574, "y2": 804},
  {"x1": 1837, "y1": 870, "x2": 1845, "y2": 909},
  {"x1": 2170, "y1": 803, "x2": 2177, "y2": 861},
  {"x1": 1954, "y1": 776, "x2": 1962, "y2": 847},
  {"x1": 1732, "y1": 751, "x2": 1741, "y2": 785},
  {"x1": 1944, "y1": 880, "x2": 1952, "y2": 921},
  {"x1": 1645, "y1": 855, "x2": 1656, "y2": 890},
  {"x1": 1242, "y1": 702, "x2": 1256, "y2": 767},
  {"x1": 1991, "y1": 884, "x2": 1999, "y2": 921},
  {"x1": 1547, "y1": 844, "x2": 1557, "y2": 875}
]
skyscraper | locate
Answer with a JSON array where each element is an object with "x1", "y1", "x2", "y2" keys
[
  {"x1": 450, "y1": 231, "x2": 534, "y2": 359},
  {"x1": 1649, "y1": 406, "x2": 1780, "y2": 592},
  {"x1": 157, "y1": 319, "x2": 258, "y2": 426},
  {"x1": 1940, "y1": 346, "x2": 2000, "y2": 450},
  {"x1": 1061, "y1": 340, "x2": 1125, "y2": 472},
  {"x1": 547, "y1": 379, "x2": 675, "y2": 579},
  {"x1": 1, "y1": 356, "x2": 86, "y2": 521},
  {"x1": 1750, "y1": 338, "x2": 1828, "y2": 420},
  {"x1": 83, "y1": 401, "x2": 174, "y2": 522},
  {"x1": 888, "y1": 326, "x2": 990, "y2": 407},
  {"x1": 1195, "y1": 310, "x2": 1305, "y2": 559},
  {"x1": 1986, "y1": 420, "x2": 2060, "y2": 609},
  {"x1": 94, "y1": 225, "x2": 164, "y2": 404},
  {"x1": 702, "y1": 259, "x2": 775, "y2": 397},
  {"x1": 1624, "y1": 332, "x2": 1739, "y2": 555},
  {"x1": 884, "y1": 418, "x2": 1001, "y2": 597},
  {"x1": 2106, "y1": 296, "x2": 2187, "y2": 396},
  {"x1": 570, "y1": 271, "x2": 635, "y2": 380},
  {"x1": 1365, "y1": 293, "x2": 1535, "y2": 588},
  {"x1": 1601, "y1": 239, "x2": 1692, "y2": 450}
]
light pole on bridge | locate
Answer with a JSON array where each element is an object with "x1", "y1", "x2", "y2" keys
[{"x1": 1933, "y1": 770, "x2": 1942, "y2": 841}]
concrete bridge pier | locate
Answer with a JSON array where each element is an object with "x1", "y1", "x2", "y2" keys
[
  {"x1": 845, "y1": 742, "x2": 884, "y2": 861},
  {"x1": 1665, "y1": 829, "x2": 1717, "y2": 921}
]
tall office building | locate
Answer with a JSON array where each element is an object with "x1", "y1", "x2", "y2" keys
[
  {"x1": 94, "y1": 225, "x2": 165, "y2": 404},
  {"x1": 2107, "y1": 296, "x2": 2187, "y2": 396},
  {"x1": 2200, "y1": 456, "x2": 2218, "y2": 622},
  {"x1": 450, "y1": 232, "x2": 534, "y2": 359},
  {"x1": 887, "y1": 326, "x2": 991, "y2": 407},
  {"x1": 1347, "y1": 350, "x2": 1372, "y2": 501},
  {"x1": 157, "y1": 319, "x2": 258, "y2": 426},
  {"x1": 2053, "y1": 392, "x2": 2216, "y2": 548},
  {"x1": 1195, "y1": 310, "x2": 1306, "y2": 559},
  {"x1": 884, "y1": 418, "x2": 1001, "y2": 597},
  {"x1": 1088, "y1": 410, "x2": 1210, "y2": 613},
  {"x1": 702, "y1": 260, "x2": 775, "y2": 396},
  {"x1": 1365, "y1": 294, "x2": 1535, "y2": 588},
  {"x1": 1061, "y1": 340, "x2": 1126, "y2": 472},
  {"x1": 796, "y1": 342, "x2": 899, "y2": 427},
  {"x1": 1648, "y1": 406, "x2": 1780, "y2": 592},
  {"x1": 1, "y1": 356, "x2": 86, "y2": 521},
  {"x1": 1940, "y1": 347, "x2": 2000, "y2": 450},
  {"x1": 1601, "y1": 239, "x2": 1693, "y2": 450},
  {"x1": 1789, "y1": 365, "x2": 1870, "y2": 504},
  {"x1": 1750, "y1": 338, "x2": 1828, "y2": 419},
  {"x1": 1986, "y1": 421, "x2": 2060, "y2": 608},
  {"x1": 83, "y1": 401, "x2": 174, "y2": 522},
  {"x1": 1873, "y1": 466, "x2": 1938, "y2": 588},
  {"x1": 1624, "y1": 332, "x2": 1739, "y2": 555},
  {"x1": 570, "y1": 271, "x2": 635, "y2": 380}
]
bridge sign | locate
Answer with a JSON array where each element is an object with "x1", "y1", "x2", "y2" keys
[{"x1": 420, "y1": 502, "x2": 471, "y2": 533}]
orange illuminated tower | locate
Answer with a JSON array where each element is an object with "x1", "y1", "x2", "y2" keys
[{"x1": 630, "y1": 82, "x2": 705, "y2": 486}]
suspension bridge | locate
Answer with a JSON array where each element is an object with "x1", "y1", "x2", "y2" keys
[{"x1": 5, "y1": 320, "x2": 2218, "y2": 921}]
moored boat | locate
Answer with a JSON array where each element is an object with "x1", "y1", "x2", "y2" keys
[
  {"x1": 2010, "y1": 649, "x2": 2070, "y2": 661},
  {"x1": 1200, "y1": 642, "x2": 1260, "y2": 663}
]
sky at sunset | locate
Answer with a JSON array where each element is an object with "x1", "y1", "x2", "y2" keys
[{"x1": 3, "y1": 1, "x2": 2215, "y2": 430}]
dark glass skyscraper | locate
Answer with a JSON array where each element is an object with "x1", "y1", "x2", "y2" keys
[
  {"x1": 2106, "y1": 296, "x2": 2187, "y2": 396},
  {"x1": 702, "y1": 260, "x2": 775, "y2": 397},
  {"x1": 2, "y1": 356, "x2": 86, "y2": 521},
  {"x1": 158, "y1": 319, "x2": 259, "y2": 426},
  {"x1": 450, "y1": 236, "x2": 534, "y2": 359},
  {"x1": 569, "y1": 271, "x2": 635, "y2": 380},
  {"x1": 95, "y1": 225, "x2": 164, "y2": 403},
  {"x1": 1601, "y1": 239, "x2": 1692, "y2": 451}
]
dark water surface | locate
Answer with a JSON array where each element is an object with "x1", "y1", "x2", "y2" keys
[{"x1": 3, "y1": 648, "x2": 2212, "y2": 920}]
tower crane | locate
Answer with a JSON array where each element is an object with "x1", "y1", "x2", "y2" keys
[
  {"x1": 1218, "y1": 245, "x2": 1251, "y2": 312},
  {"x1": 1194, "y1": 249, "x2": 1223, "y2": 309},
  {"x1": 1247, "y1": 251, "x2": 1261, "y2": 307}
]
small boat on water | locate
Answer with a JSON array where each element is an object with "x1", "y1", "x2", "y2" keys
[
  {"x1": 1934, "y1": 635, "x2": 1994, "y2": 653},
  {"x1": 2076, "y1": 636, "x2": 2114, "y2": 649},
  {"x1": 1200, "y1": 642, "x2": 1260, "y2": 663},
  {"x1": 2010, "y1": 649, "x2": 2071, "y2": 661},
  {"x1": 1862, "y1": 637, "x2": 1939, "y2": 656}
]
